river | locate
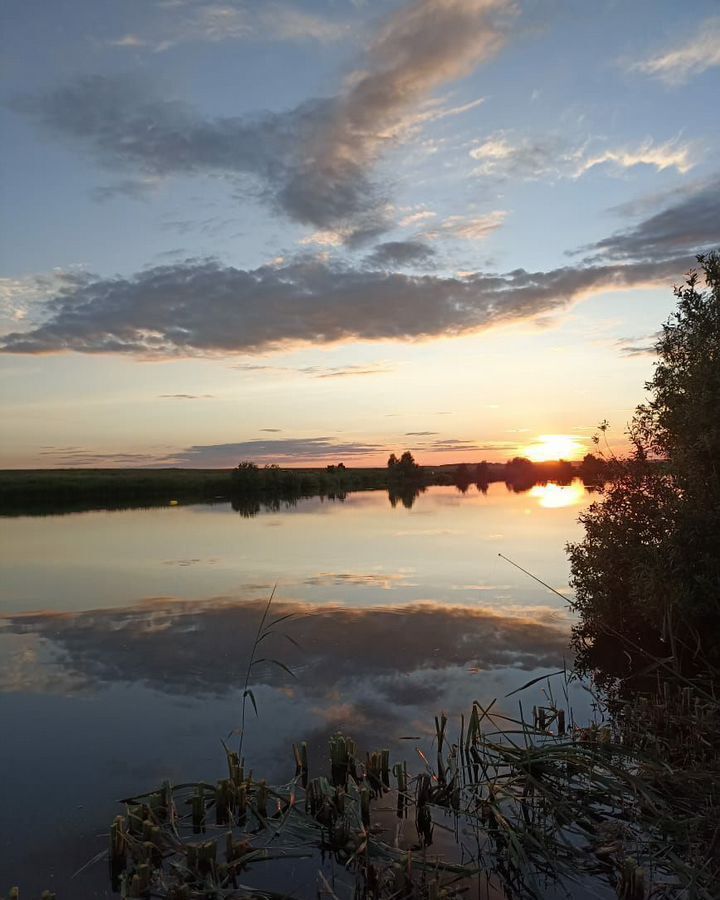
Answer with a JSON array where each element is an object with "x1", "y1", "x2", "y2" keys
[{"x1": 0, "y1": 481, "x2": 595, "y2": 896}]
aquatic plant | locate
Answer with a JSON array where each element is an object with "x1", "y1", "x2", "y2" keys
[{"x1": 100, "y1": 664, "x2": 718, "y2": 899}]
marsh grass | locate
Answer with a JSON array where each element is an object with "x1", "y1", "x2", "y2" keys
[{"x1": 95, "y1": 657, "x2": 718, "y2": 900}]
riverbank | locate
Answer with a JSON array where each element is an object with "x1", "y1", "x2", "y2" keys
[{"x1": 0, "y1": 460, "x2": 592, "y2": 516}]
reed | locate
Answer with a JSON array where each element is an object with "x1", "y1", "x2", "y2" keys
[{"x1": 95, "y1": 661, "x2": 718, "y2": 899}]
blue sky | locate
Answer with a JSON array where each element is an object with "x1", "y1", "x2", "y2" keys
[{"x1": 1, "y1": 0, "x2": 718, "y2": 467}]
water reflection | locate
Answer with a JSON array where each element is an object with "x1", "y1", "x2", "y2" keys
[
  {"x1": 529, "y1": 481, "x2": 586, "y2": 509},
  {"x1": 2, "y1": 596, "x2": 571, "y2": 698},
  {"x1": 0, "y1": 484, "x2": 594, "y2": 896}
]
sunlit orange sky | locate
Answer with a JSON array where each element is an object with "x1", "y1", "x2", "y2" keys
[{"x1": 1, "y1": 0, "x2": 718, "y2": 468}]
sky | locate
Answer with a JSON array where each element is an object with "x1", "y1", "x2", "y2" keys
[{"x1": 1, "y1": 0, "x2": 718, "y2": 468}]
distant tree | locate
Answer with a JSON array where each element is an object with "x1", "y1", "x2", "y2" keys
[
  {"x1": 387, "y1": 450, "x2": 423, "y2": 485},
  {"x1": 578, "y1": 452, "x2": 607, "y2": 483},
  {"x1": 474, "y1": 461, "x2": 490, "y2": 483},
  {"x1": 399, "y1": 450, "x2": 417, "y2": 469},
  {"x1": 505, "y1": 456, "x2": 536, "y2": 491}
]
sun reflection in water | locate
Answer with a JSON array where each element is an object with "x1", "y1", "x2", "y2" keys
[{"x1": 529, "y1": 481, "x2": 586, "y2": 509}]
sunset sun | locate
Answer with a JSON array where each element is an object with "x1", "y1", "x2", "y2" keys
[{"x1": 524, "y1": 435, "x2": 586, "y2": 462}]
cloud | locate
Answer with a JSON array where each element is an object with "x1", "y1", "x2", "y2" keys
[
  {"x1": 37, "y1": 447, "x2": 165, "y2": 466},
  {"x1": 427, "y1": 210, "x2": 507, "y2": 240},
  {"x1": 0, "y1": 270, "x2": 89, "y2": 324},
  {"x1": 615, "y1": 332, "x2": 661, "y2": 357},
  {"x1": 574, "y1": 139, "x2": 694, "y2": 177},
  {"x1": 158, "y1": 393, "x2": 214, "y2": 399},
  {"x1": 91, "y1": 176, "x2": 162, "y2": 202},
  {"x1": 169, "y1": 437, "x2": 384, "y2": 466},
  {"x1": 629, "y1": 17, "x2": 720, "y2": 85},
  {"x1": 15, "y1": 0, "x2": 513, "y2": 239},
  {"x1": 0, "y1": 253, "x2": 696, "y2": 358},
  {"x1": 0, "y1": 253, "x2": 699, "y2": 357},
  {"x1": 607, "y1": 177, "x2": 716, "y2": 219},
  {"x1": 585, "y1": 177, "x2": 720, "y2": 261},
  {"x1": 405, "y1": 431, "x2": 439, "y2": 436},
  {"x1": 107, "y1": 3, "x2": 352, "y2": 52},
  {"x1": 469, "y1": 132, "x2": 693, "y2": 179},
  {"x1": 300, "y1": 363, "x2": 392, "y2": 378},
  {"x1": 420, "y1": 438, "x2": 517, "y2": 453},
  {"x1": 234, "y1": 361, "x2": 392, "y2": 378},
  {"x1": 365, "y1": 240, "x2": 436, "y2": 268},
  {"x1": 398, "y1": 209, "x2": 437, "y2": 227}
]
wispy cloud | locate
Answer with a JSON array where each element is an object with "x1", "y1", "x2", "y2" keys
[
  {"x1": 398, "y1": 209, "x2": 437, "y2": 227},
  {"x1": 158, "y1": 393, "x2": 214, "y2": 399},
  {"x1": 615, "y1": 332, "x2": 661, "y2": 357},
  {"x1": 37, "y1": 447, "x2": 164, "y2": 466},
  {"x1": 234, "y1": 362, "x2": 393, "y2": 379},
  {"x1": 628, "y1": 17, "x2": 720, "y2": 85},
  {"x1": 470, "y1": 132, "x2": 694, "y2": 179},
  {"x1": 426, "y1": 211, "x2": 507, "y2": 241},
  {"x1": 583, "y1": 176, "x2": 720, "y2": 261},
  {"x1": 575, "y1": 139, "x2": 694, "y2": 177},
  {"x1": 15, "y1": 0, "x2": 514, "y2": 241},
  {"x1": 107, "y1": 3, "x2": 352, "y2": 52}
]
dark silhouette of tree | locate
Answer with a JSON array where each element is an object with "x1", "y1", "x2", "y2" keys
[
  {"x1": 568, "y1": 252, "x2": 720, "y2": 673},
  {"x1": 504, "y1": 456, "x2": 536, "y2": 491},
  {"x1": 387, "y1": 453, "x2": 399, "y2": 469}
]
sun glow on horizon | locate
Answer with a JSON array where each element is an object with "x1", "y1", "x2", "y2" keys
[{"x1": 523, "y1": 434, "x2": 586, "y2": 462}]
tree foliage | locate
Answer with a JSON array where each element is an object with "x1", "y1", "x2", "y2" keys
[{"x1": 568, "y1": 253, "x2": 720, "y2": 671}]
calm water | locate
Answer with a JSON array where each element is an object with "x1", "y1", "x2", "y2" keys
[{"x1": 0, "y1": 482, "x2": 594, "y2": 896}]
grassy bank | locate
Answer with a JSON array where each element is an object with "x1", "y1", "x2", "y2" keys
[{"x1": 0, "y1": 460, "x2": 593, "y2": 516}]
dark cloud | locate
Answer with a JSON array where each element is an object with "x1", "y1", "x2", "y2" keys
[
  {"x1": 410, "y1": 437, "x2": 518, "y2": 453},
  {"x1": 586, "y1": 177, "x2": 720, "y2": 261},
  {"x1": 91, "y1": 178, "x2": 158, "y2": 202},
  {"x1": 235, "y1": 361, "x2": 392, "y2": 378},
  {"x1": 260, "y1": 428, "x2": 282, "y2": 433},
  {"x1": 405, "y1": 431, "x2": 439, "y2": 436},
  {"x1": 3, "y1": 597, "x2": 571, "y2": 697},
  {"x1": 158, "y1": 393, "x2": 214, "y2": 399},
  {"x1": 37, "y1": 447, "x2": 163, "y2": 466},
  {"x1": 365, "y1": 240, "x2": 436, "y2": 268},
  {"x1": 615, "y1": 332, "x2": 661, "y2": 357},
  {"x1": 169, "y1": 437, "x2": 383, "y2": 466},
  {"x1": 0, "y1": 255, "x2": 694, "y2": 357},
  {"x1": 300, "y1": 363, "x2": 392, "y2": 378},
  {"x1": 13, "y1": 0, "x2": 512, "y2": 239}
]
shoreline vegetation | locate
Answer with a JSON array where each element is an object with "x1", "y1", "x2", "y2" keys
[
  {"x1": 95, "y1": 664, "x2": 719, "y2": 900},
  {"x1": 0, "y1": 455, "x2": 609, "y2": 517}
]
